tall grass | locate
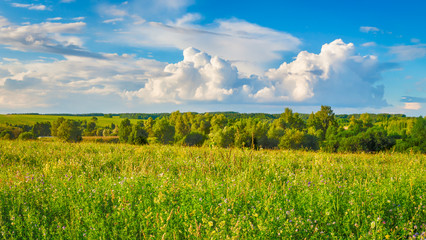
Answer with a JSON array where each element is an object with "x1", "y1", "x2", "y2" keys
[{"x1": 0, "y1": 140, "x2": 425, "y2": 239}]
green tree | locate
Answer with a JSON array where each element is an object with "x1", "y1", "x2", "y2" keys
[
  {"x1": 234, "y1": 120, "x2": 251, "y2": 148},
  {"x1": 51, "y1": 117, "x2": 66, "y2": 136},
  {"x1": 144, "y1": 117, "x2": 154, "y2": 137},
  {"x1": 190, "y1": 113, "x2": 211, "y2": 134},
  {"x1": 405, "y1": 116, "x2": 426, "y2": 152},
  {"x1": 152, "y1": 118, "x2": 175, "y2": 144},
  {"x1": 85, "y1": 121, "x2": 97, "y2": 136},
  {"x1": 128, "y1": 123, "x2": 148, "y2": 145},
  {"x1": 338, "y1": 127, "x2": 395, "y2": 153},
  {"x1": 348, "y1": 116, "x2": 363, "y2": 134},
  {"x1": 314, "y1": 105, "x2": 337, "y2": 140},
  {"x1": 360, "y1": 113, "x2": 373, "y2": 129},
  {"x1": 267, "y1": 123, "x2": 284, "y2": 148},
  {"x1": 210, "y1": 114, "x2": 228, "y2": 132},
  {"x1": 175, "y1": 115, "x2": 191, "y2": 141},
  {"x1": 32, "y1": 122, "x2": 51, "y2": 137},
  {"x1": 183, "y1": 132, "x2": 205, "y2": 146},
  {"x1": 103, "y1": 128, "x2": 112, "y2": 136},
  {"x1": 279, "y1": 108, "x2": 306, "y2": 130},
  {"x1": 118, "y1": 118, "x2": 132, "y2": 143},
  {"x1": 56, "y1": 119, "x2": 82, "y2": 142},
  {"x1": 209, "y1": 126, "x2": 235, "y2": 148},
  {"x1": 279, "y1": 129, "x2": 318, "y2": 150},
  {"x1": 322, "y1": 125, "x2": 339, "y2": 152}
]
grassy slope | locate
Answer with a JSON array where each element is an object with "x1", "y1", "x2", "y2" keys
[
  {"x1": 0, "y1": 115, "x2": 139, "y2": 127},
  {"x1": 0, "y1": 140, "x2": 425, "y2": 239}
]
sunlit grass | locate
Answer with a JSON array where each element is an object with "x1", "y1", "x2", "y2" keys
[
  {"x1": 0, "y1": 140, "x2": 425, "y2": 239},
  {"x1": 0, "y1": 115, "x2": 136, "y2": 128}
]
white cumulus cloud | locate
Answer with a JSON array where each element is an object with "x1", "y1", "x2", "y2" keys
[
  {"x1": 120, "y1": 18, "x2": 301, "y2": 75},
  {"x1": 124, "y1": 47, "x2": 241, "y2": 103},
  {"x1": 255, "y1": 39, "x2": 391, "y2": 107}
]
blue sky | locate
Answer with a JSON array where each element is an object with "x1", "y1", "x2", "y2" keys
[{"x1": 0, "y1": 0, "x2": 425, "y2": 115}]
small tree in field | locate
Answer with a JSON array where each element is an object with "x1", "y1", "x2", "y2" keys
[
  {"x1": 153, "y1": 118, "x2": 175, "y2": 144},
  {"x1": 118, "y1": 118, "x2": 132, "y2": 143},
  {"x1": 128, "y1": 123, "x2": 148, "y2": 145},
  {"x1": 32, "y1": 122, "x2": 51, "y2": 137},
  {"x1": 56, "y1": 119, "x2": 82, "y2": 142}
]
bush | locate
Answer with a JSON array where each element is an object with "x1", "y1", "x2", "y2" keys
[
  {"x1": 1, "y1": 133, "x2": 11, "y2": 140},
  {"x1": 279, "y1": 129, "x2": 318, "y2": 150},
  {"x1": 128, "y1": 125, "x2": 148, "y2": 145},
  {"x1": 18, "y1": 132, "x2": 35, "y2": 140},
  {"x1": 183, "y1": 132, "x2": 205, "y2": 146}
]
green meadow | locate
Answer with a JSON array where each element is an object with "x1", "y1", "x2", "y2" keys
[
  {"x1": 0, "y1": 140, "x2": 425, "y2": 239},
  {"x1": 0, "y1": 115, "x2": 135, "y2": 128}
]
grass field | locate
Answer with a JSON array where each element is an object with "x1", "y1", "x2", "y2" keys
[
  {"x1": 0, "y1": 114, "x2": 138, "y2": 127},
  {"x1": 0, "y1": 140, "x2": 425, "y2": 239}
]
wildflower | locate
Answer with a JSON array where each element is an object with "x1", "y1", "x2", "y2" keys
[
  {"x1": 208, "y1": 221, "x2": 213, "y2": 227},
  {"x1": 385, "y1": 235, "x2": 390, "y2": 239},
  {"x1": 371, "y1": 221, "x2": 376, "y2": 229}
]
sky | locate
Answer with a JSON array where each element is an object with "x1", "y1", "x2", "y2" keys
[{"x1": 0, "y1": 0, "x2": 425, "y2": 115}]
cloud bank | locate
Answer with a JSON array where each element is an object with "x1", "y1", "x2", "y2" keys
[{"x1": 0, "y1": 39, "x2": 394, "y2": 112}]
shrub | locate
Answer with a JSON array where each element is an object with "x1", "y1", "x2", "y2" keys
[
  {"x1": 183, "y1": 132, "x2": 205, "y2": 146},
  {"x1": 18, "y1": 132, "x2": 35, "y2": 140}
]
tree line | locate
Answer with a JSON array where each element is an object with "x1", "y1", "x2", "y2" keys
[{"x1": 1, "y1": 106, "x2": 425, "y2": 153}]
